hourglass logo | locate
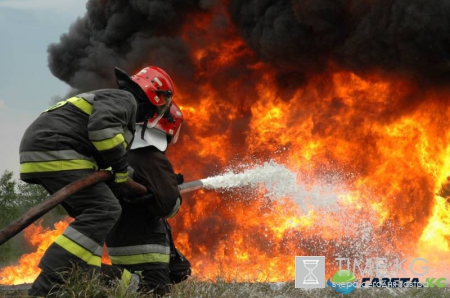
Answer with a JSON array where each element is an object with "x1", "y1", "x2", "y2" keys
[{"x1": 295, "y1": 256, "x2": 325, "y2": 288}]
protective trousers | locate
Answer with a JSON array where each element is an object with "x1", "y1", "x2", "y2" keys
[{"x1": 28, "y1": 170, "x2": 121, "y2": 297}]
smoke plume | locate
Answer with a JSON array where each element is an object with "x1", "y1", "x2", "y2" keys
[{"x1": 48, "y1": 0, "x2": 450, "y2": 95}]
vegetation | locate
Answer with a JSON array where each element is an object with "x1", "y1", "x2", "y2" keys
[
  {"x1": 0, "y1": 170, "x2": 65, "y2": 265},
  {"x1": 1, "y1": 272, "x2": 450, "y2": 298}
]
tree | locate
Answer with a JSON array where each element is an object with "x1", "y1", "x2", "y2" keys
[
  {"x1": 0, "y1": 170, "x2": 59, "y2": 264},
  {"x1": 0, "y1": 170, "x2": 20, "y2": 228},
  {"x1": 17, "y1": 179, "x2": 50, "y2": 210},
  {"x1": 0, "y1": 170, "x2": 22, "y2": 263}
]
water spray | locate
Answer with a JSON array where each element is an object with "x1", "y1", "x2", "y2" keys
[{"x1": 179, "y1": 160, "x2": 299, "y2": 199}]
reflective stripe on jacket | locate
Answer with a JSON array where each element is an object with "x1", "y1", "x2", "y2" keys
[
  {"x1": 106, "y1": 146, "x2": 181, "y2": 271},
  {"x1": 107, "y1": 243, "x2": 171, "y2": 266},
  {"x1": 19, "y1": 89, "x2": 136, "y2": 181}
]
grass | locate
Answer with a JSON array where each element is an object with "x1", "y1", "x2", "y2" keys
[
  {"x1": 169, "y1": 278, "x2": 450, "y2": 298},
  {"x1": 1, "y1": 270, "x2": 450, "y2": 298}
]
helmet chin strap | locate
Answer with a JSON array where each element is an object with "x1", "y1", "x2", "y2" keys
[
  {"x1": 137, "y1": 100, "x2": 158, "y2": 141},
  {"x1": 140, "y1": 114, "x2": 150, "y2": 140}
]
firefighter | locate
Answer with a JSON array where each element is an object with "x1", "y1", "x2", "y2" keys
[
  {"x1": 20, "y1": 66, "x2": 174, "y2": 297},
  {"x1": 105, "y1": 101, "x2": 191, "y2": 297}
]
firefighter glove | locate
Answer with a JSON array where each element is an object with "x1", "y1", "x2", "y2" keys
[
  {"x1": 113, "y1": 168, "x2": 129, "y2": 184},
  {"x1": 176, "y1": 173, "x2": 184, "y2": 185}
]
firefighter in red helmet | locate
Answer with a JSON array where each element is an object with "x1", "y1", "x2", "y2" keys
[
  {"x1": 129, "y1": 66, "x2": 175, "y2": 129},
  {"x1": 20, "y1": 65, "x2": 174, "y2": 297},
  {"x1": 105, "y1": 101, "x2": 191, "y2": 296}
]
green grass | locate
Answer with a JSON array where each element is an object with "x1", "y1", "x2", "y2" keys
[
  {"x1": 169, "y1": 278, "x2": 450, "y2": 298},
  {"x1": 1, "y1": 272, "x2": 450, "y2": 298}
]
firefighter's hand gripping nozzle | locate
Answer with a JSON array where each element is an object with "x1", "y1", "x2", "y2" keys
[{"x1": 0, "y1": 174, "x2": 204, "y2": 246}]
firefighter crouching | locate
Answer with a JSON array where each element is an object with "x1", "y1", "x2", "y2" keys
[
  {"x1": 105, "y1": 100, "x2": 191, "y2": 297},
  {"x1": 19, "y1": 66, "x2": 174, "y2": 297}
]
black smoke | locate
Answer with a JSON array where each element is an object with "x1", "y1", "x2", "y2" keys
[
  {"x1": 48, "y1": 0, "x2": 450, "y2": 95},
  {"x1": 230, "y1": 0, "x2": 450, "y2": 84},
  {"x1": 48, "y1": 0, "x2": 203, "y2": 93}
]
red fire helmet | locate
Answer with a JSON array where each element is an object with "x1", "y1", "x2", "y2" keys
[
  {"x1": 153, "y1": 101, "x2": 183, "y2": 144},
  {"x1": 131, "y1": 66, "x2": 174, "y2": 107},
  {"x1": 132, "y1": 66, "x2": 175, "y2": 128}
]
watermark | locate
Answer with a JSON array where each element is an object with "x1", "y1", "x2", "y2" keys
[
  {"x1": 295, "y1": 256, "x2": 325, "y2": 288},
  {"x1": 327, "y1": 269, "x2": 357, "y2": 294},
  {"x1": 295, "y1": 256, "x2": 447, "y2": 294},
  {"x1": 335, "y1": 257, "x2": 430, "y2": 278}
]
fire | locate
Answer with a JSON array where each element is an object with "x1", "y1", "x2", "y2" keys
[
  {"x1": 168, "y1": 68, "x2": 450, "y2": 281},
  {"x1": 2, "y1": 0, "x2": 450, "y2": 286},
  {"x1": 166, "y1": 4, "x2": 450, "y2": 280},
  {"x1": 0, "y1": 217, "x2": 111, "y2": 285},
  {"x1": 0, "y1": 218, "x2": 71, "y2": 285}
]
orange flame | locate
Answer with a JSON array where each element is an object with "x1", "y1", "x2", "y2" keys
[
  {"x1": 0, "y1": 217, "x2": 112, "y2": 285},
  {"x1": 1, "y1": 75, "x2": 449, "y2": 284},
  {"x1": 0, "y1": 218, "x2": 71, "y2": 285},
  {"x1": 162, "y1": 3, "x2": 450, "y2": 281},
  {"x1": 2, "y1": 1, "x2": 450, "y2": 285}
]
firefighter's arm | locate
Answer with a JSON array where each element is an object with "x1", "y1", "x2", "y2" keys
[
  {"x1": 130, "y1": 174, "x2": 182, "y2": 218},
  {"x1": 88, "y1": 90, "x2": 137, "y2": 183},
  {"x1": 128, "y1": 148, "x2": 181, "y2": 217},
  {"x1": 120, "y1": 181, "x2": 181, "y2": 218}
]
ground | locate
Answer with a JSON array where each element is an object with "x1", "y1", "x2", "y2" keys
[{"x1": 2, "y1": 282, "x2": 450, "y2": 298}]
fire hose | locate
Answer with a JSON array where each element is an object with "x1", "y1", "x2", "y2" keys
[{"x1": 0, "y1": 171, "x2": 204, "y2": 246}]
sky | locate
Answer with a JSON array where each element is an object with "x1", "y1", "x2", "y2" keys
[{"x1": 0, "y1": 0, "x2": 87, "y2": 179}]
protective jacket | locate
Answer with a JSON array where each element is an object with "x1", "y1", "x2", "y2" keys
[
  {"x1": 19, "y1": 89, "x2": 136, "y2": 181},
  {"x1": 106, "y1": 146, "x2": 181, "y2": 272},
  {"x1": 22, "y1": 89, "x2": 137, "y2": 297}
]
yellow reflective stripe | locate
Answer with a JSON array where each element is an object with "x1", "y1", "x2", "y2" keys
[
  {"x1": 20, "y1": 159, "x2": 98, "y2": 173},
  {"x1": 109, "y1": 253, "x2": 170, "y2": 265},
  {"x1": 92, "y1": 133, "x2": 125, "y2": 151},
  {"x1": 63, "y1": 226, "x2": 102, "y2": 254},
  {"x1": 54, "y1": 235, "x2": 101, "y2": 267},
  {"x1": 43, "y1": 97, "x2": 93, "y2": 114},
  {"x1": 43, "y1": 101, "x2": 68, "y2": 112},
  {"x1": 114, "y1": 172, "x2": 128, "y2": 183},
  {"x1": 87, "y1": 255, "x2": 102, "y2": 266},
  {"x1": 67, "y1": 97, "x2": 93, "y2": 115},
  {"x1": 89, "y1": 127, "x2": 122, "y2": 141},
  {"x1": 107, "y1": 244, "x2": 169, "y2": 255},
  {"x1": 20, "y1": 150, "x2": 96, "y2": 163}
]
